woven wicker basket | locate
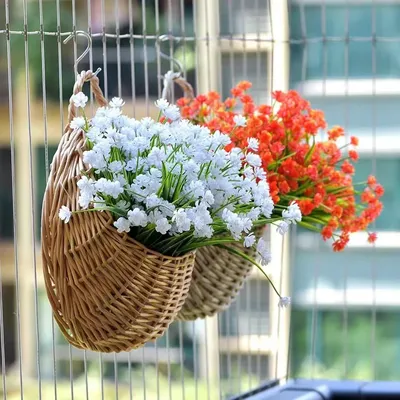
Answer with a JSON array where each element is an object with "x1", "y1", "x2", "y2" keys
[
  {"x1": 176, "y1": 243, "x2": 255, "y2": 321},
  {"x1": 41, "y1": 70, "x2": 195, "y2": 352}
]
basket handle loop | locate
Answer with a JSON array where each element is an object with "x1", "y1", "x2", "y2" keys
[
  {"x1": 174, "y1": 76, "x2": 195, "y2": 101},
  {"x1": 161, "y1": 70, "x2": 194, "y2": 103},
  {"x1": 67, "y1": 69, "x2": 108, "y2": 124}
]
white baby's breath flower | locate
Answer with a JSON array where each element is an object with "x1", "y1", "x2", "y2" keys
[
  {"x1": 233, "y1": 114, "x2": 247, "y2": 127},
  {"x1": 113, "y1": 217, "x2": 130, "y2": 233},
  {"x1": 105, "y1": 107, "x2": 122, "y2": 119},
  {"x1": 155, "y1": 217, "x2": 172, "y2": 235},
  {"x1": 108, "y1": 160, "x2": 124, "y2": 174},
  {"x1": 77, "y1": 176, "x2": 96, "y2": 195},
  {"x1": 155, "y1": 98, "x2": 169, "y2": 111},
  {"x1": 254, "y1": 167, "x2": 266, "y2": 181},
  {"x1": 70, "y1": 117, "x2": 86, "y2": 130},
  {"x1": 109, "y1": 97, "x2": 125, "y2": 108},
  {"x1": 244, "y1": 233, "x2": 256, "y2": 248},
  {"x1": 78, "y1": 194, "x2": 92, "y2": 209},
  {"x1": 278, "y1": 296, "x2": 291, "y2": 308},
  {"x1": 71, "y1": 92, "x2": 88, "y2": 108},
  {"x1": 203, "y1": 190, "x2": 214, "y2": 206},
  {"x1": 163, "y1": 105, "x2": 181, "y2": 121},
  {"x1": 256, "y1": 237, "x2": 271, "y2": 266},
  {"x1": 276, "y1": 220, "x2": 290, "y2": 235},
  {"x1": 246, "y1": 153, "x2": 262, "y2": 168},
  {"x1": 247, "y1": 138, "x2": 259, "y2": 151},
  {"x1": 58, "y1": 206, "x2": 72, "y2": 223},
  {"x1": 127, "y1": 208, "x2": 148, "y2": 227},
  {"x1": 282, "y1": 201, "x2": 302, "y2": 224},
  {"x1": 172, "y1": 209, "x2": 191, "y2": 233},
  {"x1": 147, "y1": 147, "x2": 167, "y2": 168}
]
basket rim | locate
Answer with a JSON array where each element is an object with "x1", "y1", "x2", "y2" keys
[
  {"x1": 117, "y1": 225, "x2": 196, "y2": 262},
  {"x1": 65, "y1": 207, "x2": 196, "y2": 263}
]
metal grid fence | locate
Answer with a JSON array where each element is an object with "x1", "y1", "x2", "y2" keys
[{"x1": 0, "y1": 0, "x2": 398, "y2": 399}]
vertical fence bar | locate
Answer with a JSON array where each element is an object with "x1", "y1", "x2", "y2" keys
[
  {"x1": 87, "y1": 0, "x2": 95, "y2": 115},
  {"x1": 38, "y1": 0, "x2": 59, "y2": 397},
  {"x1": 342, "y1": 0, "x2": 350, "y2": 379},
  {"x1": 165, "y1": 4, "x2": 174, "y2": 396},
  {"x1": 204, "y1": 3, "x2": 213, "y2": 399},
  {"x1": 68, "y1": 346, "x2": 74, "y2": 399},
  {"x1": 128, "y1": 0, "x2": 135, "y2": 394},
  {"x1": 98, "y1": 3, "x2": 108, "y2": 398},
  {"x1": 114, "y1": 353, "x2": 119, "y2": 400},
  {"x1": 191, "y1": 5, "x2": 200, "y2": 398},
  {"x1": 269, "y1": 0, "x2": 290, "y2": 381},
  {"x1": 255, "y1": 0, "x2": 263, "y2": 385},
  {"x1": 101, "y1": 0, "x2": 108, "y2": 99},
  {"x1": 22, "y1": 0, "x2": 42, "y2": 397},
  {"x1": 192, "y1": 322, "x2": 198, "y2": 400},
  {"x1": 85, "y1": 0, "x2": 94, "y2": 400},
  {"x1": 115, "y1": 0, "x2": 122, "y2": 98},
  {"x1": 99, "y1": 351, "x2": 104, "y2": 400},
  {"x1": 141, "y1": 2, "x2": 149, "y2": 398},
  {"x1": 178, "y1": 7, "x2": 187, "y2": 398},
  {"x1": 227, "y1": 2, "x2": 235, "y2": 393},
  {"x1": 114, "y1": 2, "x2": 122, "y2": 396},
  {"x1": 72, "y1": 0, "x2": 77, "y2": 70},
  {"x1": 191, "y1": 1, "x2": 200, "y2": 395},
  {"x1": 56, "y1": 1, "x2": 74, "y2": 394},
  {"x1": 0, "y1": 261, "x2": 7, "y2": 400},
  {"x1": 370, "y1": 0, "x2": 377, "y2": 381},
  {"x1": 129, "y1": 0, "x2": 137, "y2": 118},
  {"x1": 56, "y1": 0, "x2": 64, "y2": 129},
  {"x1": 241, "y1": 0, "x2": 252, "y2": 391},
  {"x1": 286, "y1": 225, "x2": 297, "y2": 379},
  {"x1": 72, "y1": 1, "x2": 90, "y2": 396},
  {"x1": 204, "y1": 321, "x2": 210, "y2": 400},
  {"x1": 4, "y1": 3, "x2": 23, "y2": 398},
  {"x1": 166, "y1": 327, "x2": 172, "y2": 400},
  {"x1": 178, "y1": 323, "x2": 185, "y2": 400},
  {"x1": 83, "y1": 350, "x2": 89, "y2": 400},
  {"x1": 154, "y1": 3, "x2": 161, "y2": 399}
]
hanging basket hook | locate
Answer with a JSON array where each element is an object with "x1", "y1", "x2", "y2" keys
[
  {"x1": 64, "y1": 31, "x2": 100, "y2": 77},
  {"x1": 156, "y1": 34, "x2": 184, "y2": 77}
]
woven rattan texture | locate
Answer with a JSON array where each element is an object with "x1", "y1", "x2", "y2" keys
[
  {"x1": 176, "y1": 244, "x2": 254, "y2": 321},
  {"x1": 41, "y1": 71, "x2": 195, "y2": 352}
]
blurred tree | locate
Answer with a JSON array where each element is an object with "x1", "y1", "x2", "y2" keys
[{"x1": 11, "y1": 1, "x2": 75, "y2": 102}]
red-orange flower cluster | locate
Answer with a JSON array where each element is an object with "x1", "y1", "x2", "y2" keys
[{"x1": 178, "y1": 82, "x2": 384, "y2": 251}]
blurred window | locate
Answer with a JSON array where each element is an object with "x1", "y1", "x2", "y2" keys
[{"x1": 289, "y1": 3, "x2": 400, "y2": 84}]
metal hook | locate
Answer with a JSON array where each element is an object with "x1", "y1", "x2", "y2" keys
[
  {"x1": 156, "y1": 34, "x2": 184, "y2": 77},
  {"x1": 64, "y1": 31, "x2": 92, "y2": 76}
]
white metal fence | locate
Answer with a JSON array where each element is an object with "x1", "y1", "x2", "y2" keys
[{"x1": 0, "y1": 0, "x2": 399, "y2": 399}]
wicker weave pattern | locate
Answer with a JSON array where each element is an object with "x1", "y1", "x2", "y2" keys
[
  {"x1": 41, "y1": 71, "x2": 195, "y2": 352},
  {"x1": 176, "y1": 245, "x2": 254, "y2": 321}
]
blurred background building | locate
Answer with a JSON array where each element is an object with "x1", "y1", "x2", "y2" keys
[{"x1": 0, "y1": 0, "x2": 399, "y2": 398}]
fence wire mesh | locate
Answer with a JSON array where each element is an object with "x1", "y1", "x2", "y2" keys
[{"x1": 0, "y1": 0, "x2": 397, "y2": 399}]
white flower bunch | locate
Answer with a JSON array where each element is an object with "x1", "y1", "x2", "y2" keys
[{"x1": 59, "y1": 94, "x2": 300, "y2": 271}]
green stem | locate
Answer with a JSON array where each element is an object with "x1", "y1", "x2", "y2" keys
[{"x1": 218, "y1": 244, "x2": 282, "y2": 298}]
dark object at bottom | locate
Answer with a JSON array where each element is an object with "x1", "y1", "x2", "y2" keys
[{"x1": 229, "y1": 379, "x2": 400, "y2": 399}]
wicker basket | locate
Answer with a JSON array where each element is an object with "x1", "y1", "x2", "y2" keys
[
  {"x1": 176, "y1": 243, "x2": 255, "y2": 321},
  {"x1": 41, "y1": 70, "x2": 195, "y2": 352}
]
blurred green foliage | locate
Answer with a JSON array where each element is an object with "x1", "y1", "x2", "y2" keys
[
  {"x1": 291, "y1": 309, "x2": 400, "y2": 381},
  {"x1": 11, "y1": 1, "x2": 75, "y2": 101}
]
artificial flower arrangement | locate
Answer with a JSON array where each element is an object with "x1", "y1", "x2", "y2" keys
[
  {"x1": 175, "y1": 81, "x2": 384, "y2": 320},
  {"x1": 42, "y1": 70, "x2": 294, "y2": 352},
  {"x1": 178, "y1": 81, "x2": 384, "y2": 250},
  {"x1": 64, "y1": 93, "x2": 301, "y2": 276}
]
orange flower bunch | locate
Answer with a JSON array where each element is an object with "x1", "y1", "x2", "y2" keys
[{"x1": 177, "y1": 82, "x2": 384, "y2": 251}]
